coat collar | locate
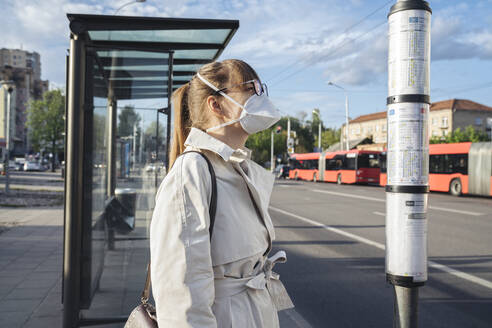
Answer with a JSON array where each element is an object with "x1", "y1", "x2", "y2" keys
[{"x1": 184, "y1": 127, "x2": 252, "y2": 163}]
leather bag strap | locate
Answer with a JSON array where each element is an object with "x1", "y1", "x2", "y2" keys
[{"x1": 141, "y1": 150, "x2": 217, "y2": 303}]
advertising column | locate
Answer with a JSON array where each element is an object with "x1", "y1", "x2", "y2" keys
[{"x1": 386, "y1": 1, "x2": 431, "y2": 327}]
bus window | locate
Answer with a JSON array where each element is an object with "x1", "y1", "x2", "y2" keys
[
  {"x1": 358, "y1": 153, "x2": 380, "y2": 169},
  {"x1": 343, "y1": 153, "x2": 356, "y2": 170},
  {"x1": 429, "y1": 154, "x2": 468, "y2": 174},
  {"x1": 326, "y1": 158, "x2": 337, "y2": 170}
]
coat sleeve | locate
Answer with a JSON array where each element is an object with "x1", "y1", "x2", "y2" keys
[{"x1": 150, "y1": 153, "x2": 217, "y2": 328}]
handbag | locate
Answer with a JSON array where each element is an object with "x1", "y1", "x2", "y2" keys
[{"x1": 125, "y1": 151, "x2": 217, "y2": 328}]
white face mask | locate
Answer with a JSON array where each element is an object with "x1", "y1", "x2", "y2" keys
[{"x1": 197, "y1": 72, "x2": 281, "y2": 134}]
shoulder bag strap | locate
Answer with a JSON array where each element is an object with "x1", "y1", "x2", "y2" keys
[{"x1": 141, "y1": 150, "x2": 217, "y2": 304}]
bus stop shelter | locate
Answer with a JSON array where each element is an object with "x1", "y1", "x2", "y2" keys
[{"x1": 63, "y1": 14, "x2": 238, "y2": 327}]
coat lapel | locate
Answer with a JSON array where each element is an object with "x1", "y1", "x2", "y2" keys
[{"x1": 232, "y1": 161, "x2": 276, "y2": 250}]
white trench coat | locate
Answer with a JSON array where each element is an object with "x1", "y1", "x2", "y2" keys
[{"x1": 150, "y1": 128, "x2": 294, "y2": 328}]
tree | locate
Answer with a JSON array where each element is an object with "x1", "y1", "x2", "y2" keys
[
  {"x1": 118, "y1": 105, "x2": 141, "y2": 137},
  {"x1": 27, "y1": 89, "x2": 65, "y2": 172},
  {"x1": 430, "y1": 125, "x2": 490, "y2": 144},
  {"x1": 144, "y1": 121, "x2": 166, "y2": 161},
  {"x1": 321, "y1": 128, "x2": 341, "y2": 148},
  {"x1": 245, "y1": 116, "x2": 317, "y2": 166}
]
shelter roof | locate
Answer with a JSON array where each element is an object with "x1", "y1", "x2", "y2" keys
[{"x1": 67, "y1": 14, "x2": 239, "y2": 100}]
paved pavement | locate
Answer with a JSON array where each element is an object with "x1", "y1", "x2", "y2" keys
[
  {"x1": 269, "y1": 179, "x2": 492, "y2": 327},
  {"x1": 0, "y1": 201, "x2": 308, "y2": 327}
]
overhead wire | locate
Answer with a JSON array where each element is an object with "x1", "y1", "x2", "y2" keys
[
  {"x1": 270, "y1": 20, "x2": 387, "y2": 87},
  {"x1": 265, "y1": 0, "x2": 393, "y2": 85}
]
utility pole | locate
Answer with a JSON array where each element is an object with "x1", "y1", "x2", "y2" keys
[
  {"x1": 327, "y1": 81, "x2": 349, "y2": 150},
  {"x1": 2, "y1": 82, "x2": 14, "y2": 194},
  {"x1": 139, "y1": 117, "x2": 143, "y2": 165},
  {"x1": 385, "y1": 1, "x2": 432, "y2": 328},
  {"x1": 344, "y1": 93, "x2": 349, "y2": 150},
  {"x1": 270, "y1": 129, "x2": 274, "y2": 172},
  {"x1": 132, "y1": 123, "x2": 137, "y2": 170},
  {"x1": 312, "y1": 110, "x2": 322, "y2": 152}
]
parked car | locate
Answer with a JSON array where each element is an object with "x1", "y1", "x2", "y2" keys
[
  {"x1": 273, "y1": 164, "x2": 290, "y2": 179},
  {"x1": 24, "y1": 161, "x2": 41, "y2": 171},
  {"x1": 145, "y1": 162, "x2": 166, "y2": 175}
]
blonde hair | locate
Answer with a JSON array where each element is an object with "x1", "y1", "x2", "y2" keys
[{"x1": 169, "y1": 59, "x2": 259, "y2": 168}]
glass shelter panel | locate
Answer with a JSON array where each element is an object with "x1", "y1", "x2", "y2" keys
[{"x1": 89, "y1": 29, "x2": 231, "y2": 43}]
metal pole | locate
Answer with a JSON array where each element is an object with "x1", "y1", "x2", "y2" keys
[
  {"x1": 385, "y1": 1, "x2": 432, "y2": 328},
  {"x1": 113, "y1": 0, "x2": 146, "y2": 15},
  {"x1": 107, "y1": 99, "x2": 117, "y2": 197},
  {"x1": 165, "y1": 51, "x2": 174, "y2": 173},
  {"x1": 270, "y1": 130, "x2": 274, "y2": 172},
  {"x1": 4, "y1": 85, "x2": 13, "y2": 193},
  {"x1": 318, "y1": 122, "x2": 321, "y2": 152},
  {"x1": 63, "y1": 32, "x2": 86, "y2": 328},
  {"x1": 107, "y1": 52, "x2": 119, "y2": 198},
  {"x1": 132, "y1": 123, "x2": 137, "y2": 170},
  {"x1": 345, "y1": 92, "x2": 349, "y2": 150},
  {"x1": 287, "y1": 116, "x2": 293, "y2": 154},
  {"x1": 139, "y1": 117, "x2": 143, "y2": 164},
  {"x1": 393, "y1": 286, "x2": 419, "y2": 328},
  {"x1": 155, "y1": 108, "x2": 159, "y2": 188}
]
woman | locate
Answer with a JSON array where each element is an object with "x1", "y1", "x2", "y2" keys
[{"x1": 150, "y1": 59, "x2": 293, "y2": 327}]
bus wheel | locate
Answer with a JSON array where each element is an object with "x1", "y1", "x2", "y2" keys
[
  {"x1": 313, "y1": 173, "x2": 317, "y2": 183},
  {"x1": 337, "y1": 174, "x2": 342, "y2": 185},
  {"x1": 450, "y1": 179, "x2": 462, "y2": 196}
]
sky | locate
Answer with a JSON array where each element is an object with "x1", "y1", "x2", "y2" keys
[{"x1": 1, "y1": 0, "x2": 492, "y2": 129}]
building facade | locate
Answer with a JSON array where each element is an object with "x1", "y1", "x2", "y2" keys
[
  {"x1": 342, "y1": 99, "x2": 492, "y2": 146},
  {"x1": 0, "y1": 48, "x2": 49, "y2": 156},
  {"x1": 0, "y1": 85, "x2": 17, "y2": 160}
]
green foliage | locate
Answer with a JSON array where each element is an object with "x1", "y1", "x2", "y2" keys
[
  {"x1": 246, "y1": 113, "x2": 329, "y2": 166},
  {"x1": 27, "y1": 89, "x2": 65, "y2": 154},
  {"x1": 430, "y1": 125, "x2": 490, "y2": 144},
  {"x1": 118, "y1": 105, "x2": 141, "y2": 137},
  {"x1": 144, "y1": 121, "x2": 166, "y2": 154},
  {"x1": 321, "y1": 128, "x2": 341, "y2": 148}
]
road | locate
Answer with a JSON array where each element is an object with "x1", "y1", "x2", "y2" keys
[
  {"x1": 269, "y1": 180, "x2": 492, "y2": 328},
  {"x1": 0, "y1": 170, "x2": 64, "y2": 191}
]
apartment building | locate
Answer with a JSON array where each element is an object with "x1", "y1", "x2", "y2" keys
[
  {"x1": 0, "y1": 48, "x2": 49, "y2": 156},
  {"x1": 342, "y1": 99, "x2": 492, "y2": 145}
]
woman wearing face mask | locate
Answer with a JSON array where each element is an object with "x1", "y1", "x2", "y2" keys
[{"x1": 149, "y1": 59, "x2": 294, "y2": 328}]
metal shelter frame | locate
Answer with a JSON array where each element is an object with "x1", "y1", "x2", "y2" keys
[{"x1": 63, "y1": 14, "x2": 238, "y2": 327}]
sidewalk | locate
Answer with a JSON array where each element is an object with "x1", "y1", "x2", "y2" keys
[{"x1": 0, "y1": 206, "x2": 311, "y2": 327}]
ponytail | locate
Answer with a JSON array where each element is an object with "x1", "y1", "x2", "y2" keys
[{"x1": 169, "y1": 83, "x2": 191, "y2": 169}]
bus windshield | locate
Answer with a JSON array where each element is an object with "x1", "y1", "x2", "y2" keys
[{"x1": 357, "y1": 153, "x2": 380, "y2": 169}]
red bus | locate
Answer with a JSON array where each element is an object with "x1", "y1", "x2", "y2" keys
[
  {"x1": 380, "y1": 142, "x2": 492, "y2": 196},
  {"x1": 288, "y1": 150, "x2": 381, "y2": 184}
]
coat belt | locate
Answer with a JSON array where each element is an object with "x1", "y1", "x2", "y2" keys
[{"x1": 214, "y1": 251, "x2": 294, "y2": 311}]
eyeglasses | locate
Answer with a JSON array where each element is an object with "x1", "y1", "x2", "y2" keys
[{"x1": 215, "y1": 79, "x2": 269, "y2": 97}]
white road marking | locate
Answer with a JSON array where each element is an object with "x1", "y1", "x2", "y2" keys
[
  {"x1": 426, "y1": 205, "x2": 484, "y2": 216},
  {"x1": 373, "y1": 211, "x2": 385, "y2": 216},
  {"x1": 270, "y1": 206, "x2": 385, "y2": 251},
  {"x1": 270, "y1": 206, "x2": 492, "y2": 291},
  {"x1": 312, "y1": 189, "x2": 484, "y2": 216},
  {"x1": 313, "y1": 189, "x2": 383, "y2": 202}
]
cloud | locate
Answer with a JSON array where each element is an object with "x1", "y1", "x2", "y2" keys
[{"x1": 1, "y1": 0, "x2": 492, "y2": 91}]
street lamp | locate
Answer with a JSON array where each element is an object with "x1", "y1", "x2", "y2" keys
[
  {"x1": 1, "y1": 81, "x2": 15, "y2": 194},
  {"x1": 114, "y1": 0, "x2": 146, "y2": 15},
  {"x1": 327, "y1": 81, "x2": 350, "y2": 151},
  {"x1": 312, "y1": 110, "x2": 322, "y2": 152}
]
